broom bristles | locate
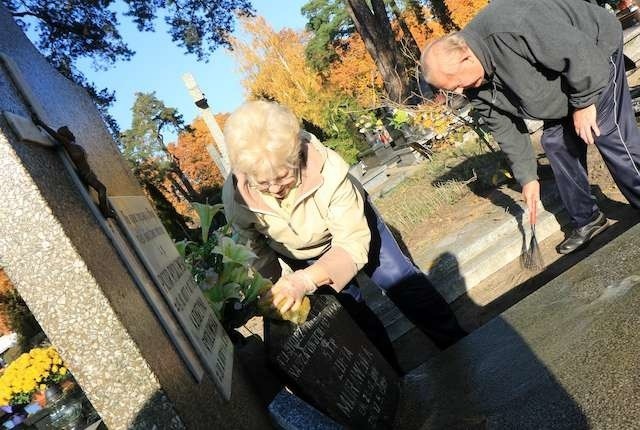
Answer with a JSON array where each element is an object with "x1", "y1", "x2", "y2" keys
[{"x1": 522, "y1": 224, "x2": 545, "y2": 271}]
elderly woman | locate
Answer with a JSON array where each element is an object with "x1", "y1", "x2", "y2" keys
[{"x1": 222, "y1": 101, "x2": 465, "y2": 368}]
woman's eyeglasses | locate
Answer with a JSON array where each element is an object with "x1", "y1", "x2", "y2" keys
[{"x1": 249, "y1": 168, "x2": 298, "y2": 192}]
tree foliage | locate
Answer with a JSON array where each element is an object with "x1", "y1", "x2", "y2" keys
[
  {"x1": 445, "y1": 0, "x2": 488, "y2": 28},
  {"x1": 170, "y1": 116, "x2": 225, "y2": 199},
  {"x1": 326, "y1": 4, "x2": 445, "y2": 105},
  {"x1": 326, "y1": 34, "x2": 381, "y2": 106},
  {"x1": 229, "y1": 16, "x2": 365, "y2": 163},
  {"x1": 302, "y1": 0, "x2": 353, "y2": 71},
  {"x1": 120, "y1": 92, "x2": 189, "y2": 162},
  {"x1": 4, "y1": 0, "x2": 254, "y2": 134},
  {"x1": 230, "y1": 16, "x2": 328, "y2": 127},
  {"x1": 303, "y1": 0, "x2": 421, "y2": 103}
]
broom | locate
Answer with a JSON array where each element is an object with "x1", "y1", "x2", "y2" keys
[{"x1": 521, "y1": 202, "x2": 545, "y2": 271}]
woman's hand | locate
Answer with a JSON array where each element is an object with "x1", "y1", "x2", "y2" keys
[
  {"x1": 267, "y1": 270, "x2": 317, "y2": 314},
  {"x1": 573, "y1": 104, "x2": 600, "y2": 145}
]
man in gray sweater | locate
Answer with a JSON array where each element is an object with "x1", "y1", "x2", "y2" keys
[{"x1": 421, "y1": 0, "x2": 640, "y2": 254}]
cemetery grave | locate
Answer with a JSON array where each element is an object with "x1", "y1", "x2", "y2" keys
[{"x1": 1, "y1": 1, "x2": 640, "y2": 429}]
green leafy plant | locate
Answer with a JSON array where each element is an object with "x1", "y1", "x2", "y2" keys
[
  {"x1": 176, "y1": 203, "x2": 272, "y2": 326},
  {"x1": 388, "y1": 108, "x2": 413, "y2": 130}
]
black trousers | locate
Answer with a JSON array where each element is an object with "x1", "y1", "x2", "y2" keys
[{"x1": 541, "y1": 42, "x2": 640, "y2": 228}]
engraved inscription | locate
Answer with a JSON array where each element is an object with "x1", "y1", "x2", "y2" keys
[
  {"x1": 267, "y1": 294, "x2": 399, "y2": 429},
  {"x1": 202, "y1": 315, "x2": 220, "y2": 353},
  {"x1": 276, "y1": 300, "x2": 340, "y2": 378},
  {"x1": 190, "y1": 297, "x2": 208, "y2": 330},
  {"x1": 110, "y1": 196, "x2": 234, "y2": 400},
  {"x1": 157, "y1": 257, "x2": 187, "y2": 292}
]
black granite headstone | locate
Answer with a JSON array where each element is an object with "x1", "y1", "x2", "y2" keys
[{"x1": 265, "y1": 294, "x2": 400, "y2": 430}]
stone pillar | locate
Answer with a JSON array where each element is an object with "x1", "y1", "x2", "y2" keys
[{"x1": 0, "y1": 5, "x2": 270, "y2": 429}]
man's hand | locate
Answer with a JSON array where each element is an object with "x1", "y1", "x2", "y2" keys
[
  {"x1": 573, "y1": 104, "x2": 600, "y2": 145},
  {"x1": 522, "y1": 180, "x2": 540, "y2": 225}
]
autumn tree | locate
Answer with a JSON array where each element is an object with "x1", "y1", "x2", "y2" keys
[
  {"x1": 445, "y1": 0, "x2": 488, "y2": 28},
  {"x1": 4, "y1": 0, "x2": 254, "y2": 135},
  {"x1": 169, "y1": 116, "x2": 225, "y2": 203},
  {"x1": 120, "y1": 92, "x2": 208, "y2": 237},
  {"x1": 303, "y1": 0, "x2": 420, "y2": 104},
  {"x1": 327, "y1": 34, "x2": 382, "y2": 106},
  {"x1": 325, "y1": 3, "x2": 445, "y2": 105},
  {"x1": 229, "y1": 16, "x2": 365, "y2": 163}
]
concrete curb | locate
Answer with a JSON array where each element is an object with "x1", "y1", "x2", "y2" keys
[{"x1": 417, "y1": 180, "x2": 570, "y2": 303}]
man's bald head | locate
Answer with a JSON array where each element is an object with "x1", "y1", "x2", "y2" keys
[{"x1": 420, "y1": 33, "x2": 486, "y2": 93}]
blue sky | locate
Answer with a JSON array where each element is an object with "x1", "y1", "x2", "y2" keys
[{"x1": 78, "y1": 0, "x2": 308, "y2": 137}]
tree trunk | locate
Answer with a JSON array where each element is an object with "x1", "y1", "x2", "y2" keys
[
  {"x1": 430, "y1": 0, "x2": 459, "y2": 32},
  {"x1": 388, "y1": 0, "x2": 421, "y2": 61},
  {"x1": 345, "y1": 0, "x2": 416, "y2": 103},
  {"x1": 405, "y1": 0, "x2": 427, "y2": 25},
  {"x1": 170, "y1": 162, "x2": 202, "y2": 202},
  {"x1": 163, "y1": 147, "x2": 202, "y2": 202}
]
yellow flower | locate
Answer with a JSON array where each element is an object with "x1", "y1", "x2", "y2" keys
[
  {"x1": 59, "y1": 367, "x2": 67, "y2": 376},
  {"x1": 51, "y1": 365, "x2": 59, "y2": 373}
]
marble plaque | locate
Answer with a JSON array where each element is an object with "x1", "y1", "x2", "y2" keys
[{"x1": 109, "y1": 195, "x2": 233, "y2": 400}]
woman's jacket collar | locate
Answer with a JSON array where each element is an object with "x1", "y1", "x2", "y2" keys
[{"x1": 232, "y1": 131, "x2": 327, "y2": 215}]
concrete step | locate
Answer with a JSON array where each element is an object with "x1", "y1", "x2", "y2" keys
[
  {"x1": 362, "y1": 179, "x2": 571, "y2": 345},
  {"x1": 417, "y1": 180, "x2": 570, "y2": 303}
]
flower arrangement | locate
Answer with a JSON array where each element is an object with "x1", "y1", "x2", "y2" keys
[
  {"x1": 354, "y1": 111, "x2": 385, "y2": 135},
  {"x1": 177, "y1": 203, "x2": 309, "y2": 328},
  {"x1": 0, "y1": 346, "x2": 68, "y2": 406}
]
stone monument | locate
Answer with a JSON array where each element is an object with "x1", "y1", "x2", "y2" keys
[
  {"x1": 395, "y1": 223, "x2": 640, "y2": 429},
  {"x1": 0, "y1": 5, "x2": 270, "y2": 429}
]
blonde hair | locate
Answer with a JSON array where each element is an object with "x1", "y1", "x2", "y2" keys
[
  {"x1": 420, "y1": 32, "x2": 468, "y2": 82},
  {"x1": 224, "y1": 100, "x2": 302, "y2": 179}
]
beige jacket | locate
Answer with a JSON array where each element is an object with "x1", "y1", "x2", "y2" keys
[{"x1": 222, "y1": 132, "x2": 371, "y2": 290}]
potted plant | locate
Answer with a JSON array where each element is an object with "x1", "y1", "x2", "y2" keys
[{"x1": 0, "y1": 346, "x2": 70, "y2": 408}]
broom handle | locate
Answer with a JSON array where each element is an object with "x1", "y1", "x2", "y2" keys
[{"x1": 529, "y1": 201, "x2": 537, "y2": 226}]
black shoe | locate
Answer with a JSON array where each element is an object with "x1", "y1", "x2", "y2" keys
[{"x1": 556, "y1": 212, "x2": 609, "y2": 254}]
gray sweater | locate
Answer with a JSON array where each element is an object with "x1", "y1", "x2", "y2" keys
[{"x1": 461, "y1": 0, "x2": 621, "y2": 185}]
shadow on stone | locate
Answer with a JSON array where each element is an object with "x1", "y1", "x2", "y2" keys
[{"x1": 394, "y1": 252, "x2": 589, "y2": 429}]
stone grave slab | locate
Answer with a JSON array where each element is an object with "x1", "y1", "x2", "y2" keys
[
  {"x1": 268, "y1": 389, "x2": 342, "y2": 430},
  {"x1": 266, "y1": 294, "x2": 400, "y2": 429},
  {"x1": 395, "y1": 222, "x2": 640, "y2": 429}
]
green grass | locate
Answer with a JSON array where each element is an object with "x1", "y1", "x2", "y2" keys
[{"x1": 375, "y1": 137, "x2": 508, "y2": 237}]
